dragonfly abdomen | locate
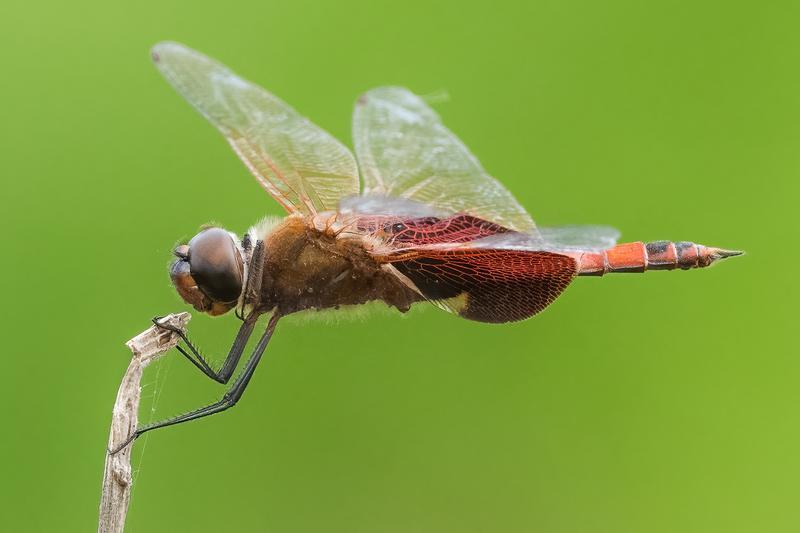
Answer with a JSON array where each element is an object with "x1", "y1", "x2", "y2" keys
[{"x1": 574, "y1": 241, "x2": 742, "y2": 276}]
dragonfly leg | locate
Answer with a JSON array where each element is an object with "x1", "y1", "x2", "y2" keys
[
  {"x1": 110, "y1": 313, "x2": 280, "y2": 455},
  {"x1": 152, "y1": 239, "x2": 267, "y2": 382},
  {"x1": 152, "y1": 311, "x2": 260, "y2": 384}
]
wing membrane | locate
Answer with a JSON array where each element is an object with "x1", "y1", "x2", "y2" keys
[
  {"x1": 152, "y1": 42, "x2": 359, "y2": 214},
  {"x1": 473, "y1": 225, "x2": 620, "y2": 253},
  {"x1": 352, "y1": 87, "x2": 538, "y2": 234},
  {"x1": 367, "y1": 215, "x2": 613, "y2": 321},
  {"x1": 388, "y1": 248, "x2": 576, "y2": 323}
]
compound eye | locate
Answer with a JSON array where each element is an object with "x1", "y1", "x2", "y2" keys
[{"x1": 188, "y1": 228, "x2": 244, "y2": 303}]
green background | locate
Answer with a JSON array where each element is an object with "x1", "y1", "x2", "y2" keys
[{"x1": 1, "y1": 1, "x2": 797, "y2": 531}]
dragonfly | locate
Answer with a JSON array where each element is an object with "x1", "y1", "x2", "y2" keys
[{"x1": 115, "y1": 42, "x2": 741, "y2": 452}]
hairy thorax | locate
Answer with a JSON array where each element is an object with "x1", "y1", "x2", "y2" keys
[{"x1": 255, "y1": 214, "x2": 419, "y2": 315}]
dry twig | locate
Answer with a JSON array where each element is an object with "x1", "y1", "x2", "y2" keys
[{"x1": 98, "y1": 312, "x2": 191, "y2": 533}]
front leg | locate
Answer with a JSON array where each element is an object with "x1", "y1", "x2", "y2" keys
[
  {"x1": 153, "y1": 311, "x2": 260, "y2": 384},
  {"x1": 109, "y1": 313, "x2": 281, "y2": 455},
  {"x1": 154, "y1": 239, "x2": 267, "y2": 383}
]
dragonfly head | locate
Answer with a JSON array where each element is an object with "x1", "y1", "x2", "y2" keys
[{"x1": 170, "y1": 227, "x2": 244, "y2": 316}]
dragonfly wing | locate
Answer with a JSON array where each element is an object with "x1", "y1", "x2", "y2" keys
[
  {"x1": 152, "y1": 42, "x2": 359, "y2": 214},
  {"x1": 359, "y1": 212, "x2": 576, "y2": 322},
  {"x1": 473, "y1": 225, "x2": 620, "y2": 253},
  {"x1": 339, "y1": 195, "x2": 446, "y2": 219},
  {"x1": 384, "y1": 247, "x2": 576, "y2": 323},
  {"x1": 538, "y1": 225, "x2": 620, "y2": 251},
  {"x1": 352, "y1": 87, "x2": 538, "y2": 234}
]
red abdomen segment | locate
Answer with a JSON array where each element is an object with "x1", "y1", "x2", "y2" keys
[{"x1": 573, "y1": 241, "x2": 742, "y2": 276}]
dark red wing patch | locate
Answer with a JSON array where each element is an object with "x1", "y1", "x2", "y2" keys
[
  {"x1": 388, "y1": 215, "x2": 510, "y2": 245},
  {"x1": 356, "y1": 214, "x2": 510, "y2": 246},
  {"x1": 390, "y1": 249, "x2": 577, "y2": 323}
]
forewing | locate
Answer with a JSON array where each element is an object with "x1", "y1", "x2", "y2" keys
[
  {"x1": 352, "y1": 87, "x2": 538, "y2": 234},
  {"x1": 152, "y1": 42, "x2": 359, "y2": 214},
  {"x1": 339, "y1": 195, "x2": 445, "y2": 219}
]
